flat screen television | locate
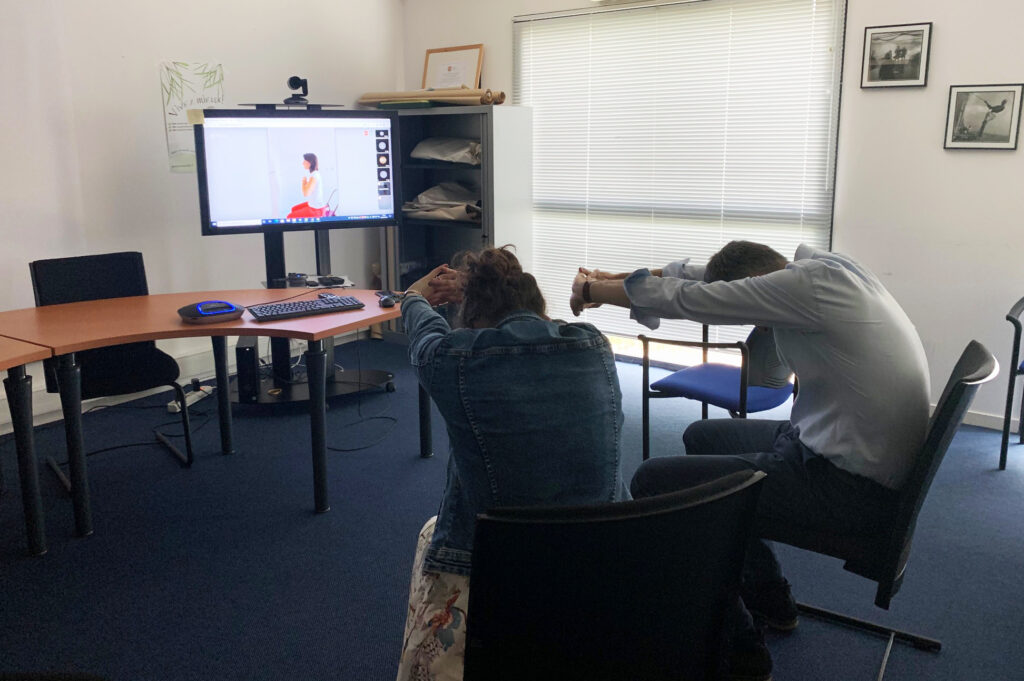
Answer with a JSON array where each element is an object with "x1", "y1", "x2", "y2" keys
[{"x1": 194, "y1": 109, "x2": 401, "y2": 236}]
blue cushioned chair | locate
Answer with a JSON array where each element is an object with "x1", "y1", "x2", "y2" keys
[
  {"x1": 640, "y1": 325, "x2": 793, "y2": 461},
  {"x1": 999, "y1": 295, "x2": 1024, "y2": 470}
]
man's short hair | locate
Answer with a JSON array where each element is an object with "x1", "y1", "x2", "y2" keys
[{"x1": 704, "y1": 241, "x2": 788, "y2": 283}]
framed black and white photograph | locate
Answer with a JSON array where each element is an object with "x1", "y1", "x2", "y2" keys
[
  {"x1": 861, "y1": 22, "x2": 932, "y2": 88},
  {"x1": 944, "y1": 84, "x2": 1024, "y2": 150}
]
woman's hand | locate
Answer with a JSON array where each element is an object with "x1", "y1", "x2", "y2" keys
[
  {"x1": 426, "y1": 265, "x2": 463, "y2": 306},
  {"x1": 301, "y1": 174, "x2": 316, "y2": 197},
  {"x1": 406, "y1": 265, "x2": 452, "y2": 302}
]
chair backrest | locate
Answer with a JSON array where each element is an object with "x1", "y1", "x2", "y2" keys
[
  {"x1": 877, "y1": 340, "x2": 998, "y2": 606},
  {"x1": 29, "y1": 252, "x2": 155, "y2": 395},
  {"x1": 464, "y1": 470, "x2": 765, "y2": 681},
  {"x1": 744, "y1": 326, "x2": 791, "y2": 388},
  {"x1": 29, "y1": 251, "x2": 149, "y2": 306}
]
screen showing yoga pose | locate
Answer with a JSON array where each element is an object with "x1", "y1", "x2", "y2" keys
[{"x1": 195, "y1": 109, "x2": 400, "y2": 235}]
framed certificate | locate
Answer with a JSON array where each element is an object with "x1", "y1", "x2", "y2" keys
[{"x1": 422, "y1": 44, "x2": 484, "y2": 89}]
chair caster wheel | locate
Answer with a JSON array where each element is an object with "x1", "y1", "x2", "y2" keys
[{"x1": 385, "y1": 381, "x2": 396, "y2": 393}]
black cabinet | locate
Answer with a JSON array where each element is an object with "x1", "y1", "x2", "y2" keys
[{"x1": 384, "y1": 105, "x2": 532, "y2": 292}]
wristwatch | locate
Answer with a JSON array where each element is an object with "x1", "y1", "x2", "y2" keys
[{"x1": 582, "y1": 279, "x2": 593, "y2": 304}]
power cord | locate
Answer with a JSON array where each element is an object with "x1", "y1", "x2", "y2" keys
[
  {"x1": 327, "y1": 328, "x2": 399, "y2": 453},
  {"x1": 49, "y1": 408, "x2": 212, "y2": 466}
]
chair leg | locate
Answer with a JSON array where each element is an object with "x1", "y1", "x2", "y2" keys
[
  {"x1": 642, "y1": 342, "x2": 650, "y2": 462},
  {"x1": 797, "y1": 601, "x2": 939, "y2": 681},
  {"x1": 796, "y1": 601, "x2": 941, "y2": 652},
  {"x1": 643, "y1": 391, "x2": 651, "y2": 458},
  {"x1": 46, "y1": 456, "x2": 73, "y2": 494},
  {"x1": 1017, "y1": 373, "x2": 1024, "y2": 447},
  {"x1": 154, "y1": 383, "x2": 194, "y2": 467},
  {"x1": 1001, "y1": 374, "x2": 1017, "y2": 470}
]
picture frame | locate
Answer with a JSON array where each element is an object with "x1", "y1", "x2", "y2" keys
[
  {"x1": 944, "y1": 84, "x2": 1024, "y2": 150},
  {"x1": 861, "y1": 22, "x2": 932, "y2": 88},
  {"x1": 422, "y1": 44, "x2": 485, "y2": 90}
]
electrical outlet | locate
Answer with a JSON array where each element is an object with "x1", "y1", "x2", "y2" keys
[{"x1": 167, "y1": 385, "x2": 214, "y2": 413}]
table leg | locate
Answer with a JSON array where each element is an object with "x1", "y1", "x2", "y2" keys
[
  {"x1": 57, "y1": 353, "x2": 92, "y2": 537},
  {"x1": 418, "y1": 384, "x2": 433, "y2": 459},
  {"x1": 4, "y1": 366, "x2": 47, "y2": 556},
  {"x1": 211, "y1": 336, "x2": 234, "y2": 456},
  {"x1": 306, "y1": 339, "x2": 329, "y2": 513}
]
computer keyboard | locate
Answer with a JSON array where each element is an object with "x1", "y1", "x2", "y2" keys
[{"x1": 247, "y1": 295, "x2": 365, "y2": 322}]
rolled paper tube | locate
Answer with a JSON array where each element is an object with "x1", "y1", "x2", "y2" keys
[
  {"x1": 358, "y1": 88, "x2": 489, "y2": 102},
  {"x1": 427, "y1": 96, "x2": 493, "y2": 105},
  {"x1": 358, "y1": 90, "x2": 509, "y2": 107}
]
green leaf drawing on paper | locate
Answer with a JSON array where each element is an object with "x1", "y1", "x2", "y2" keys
[
  {"x1": 160, "y1": 62, "x2": 223, "y2": 106},
  {"x1": 192, "y1": 63, "x2": 224, "y2": 99}
]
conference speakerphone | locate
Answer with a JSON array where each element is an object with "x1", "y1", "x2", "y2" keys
[
  {"x1": 247, "y1": 294, "x2": 364, "y2": 322},
  {"x1": 177, "y1": 300, "x2": 245, "y2": 324}
]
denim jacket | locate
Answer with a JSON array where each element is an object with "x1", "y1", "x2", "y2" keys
[{"x1": 402, "y1": 295, "x2": 625, "y2": 576}]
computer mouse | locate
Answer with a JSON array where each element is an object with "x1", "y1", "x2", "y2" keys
[{"x1": 378, "y1": 295, "x2": 396, "y2": 308}]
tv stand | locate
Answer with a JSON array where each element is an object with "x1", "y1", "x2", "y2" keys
[{"x1": 230, "y1": 229, "x2": 394, "y2": 405}]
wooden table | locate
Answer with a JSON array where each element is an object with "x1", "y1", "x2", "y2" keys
[
  {"x1": 0, "y1": 288, "x2": 424, "y2": 542},
  {"x1": 1, "y1": 336, "x2": 53, "y2": 555}
]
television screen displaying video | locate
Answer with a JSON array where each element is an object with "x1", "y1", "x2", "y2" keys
[{"x1": 195, "y1": 109, "x2": 400, "y2": 235}]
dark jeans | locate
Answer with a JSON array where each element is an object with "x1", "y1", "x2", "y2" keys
[{"x1": 630, "y1": 419, "x2": 899, "y2": 639}]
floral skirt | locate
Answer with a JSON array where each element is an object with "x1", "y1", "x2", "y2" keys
[{"x1": 396, "y1": 516, "x2": 471, "y2": 681}]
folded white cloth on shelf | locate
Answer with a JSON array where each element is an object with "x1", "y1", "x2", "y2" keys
[
  {"x1": 402, "y1": 182, "x2": 481, "y2": 222},
  {"x1": 409, "y1": 137, "x2": 482, "y2": 166}
]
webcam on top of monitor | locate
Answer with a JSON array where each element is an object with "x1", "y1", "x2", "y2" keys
[{"x1": 284, "y1": 76, "x2": 309, "y2": 105}]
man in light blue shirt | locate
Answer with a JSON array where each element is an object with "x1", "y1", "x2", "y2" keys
[{"x1": 572, "y1": 240, "x2": 930, "y2": 681}]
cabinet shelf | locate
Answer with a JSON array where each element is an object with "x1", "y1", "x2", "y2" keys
[
  {"x1": 403, "y1": 160, "x2": 481, "y2": 171},
  {"x1": 402, "y1": 218, "x2": 482, "y2": 230}
]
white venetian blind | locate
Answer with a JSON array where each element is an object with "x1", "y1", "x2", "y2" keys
[{"x1": 514, "y1": 0, "x2": 845, "y2": 342}]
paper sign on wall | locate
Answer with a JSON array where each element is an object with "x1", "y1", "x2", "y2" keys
[{"x1": 159, "y1": 61, "x2": 224, "y2": 173}]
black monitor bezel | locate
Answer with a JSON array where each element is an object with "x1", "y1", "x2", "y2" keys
[{"x1": 195, "y1": 108, "x2": 402, "y2": 237}]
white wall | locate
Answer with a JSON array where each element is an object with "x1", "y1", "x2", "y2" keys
[
  {"x1": 400, "y1": 0, "x2": 581, "y2": 93},
  {"x1": 401, "y1": 0, "x2": 1022, "y2": 428},
  {"x1": 834, "y1": 0, "x2": 1023, "y2": 426},
  {"x1": 1, "y1": 0, "x2": 402, "y2": 316},
  {"x1": 0, "y1": 0, "x2": 403, "y2": 430}
]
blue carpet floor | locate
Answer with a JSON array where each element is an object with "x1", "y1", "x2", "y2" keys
[{"x1": 1, "y1": 339, "x2": 1022, "y2": 680}]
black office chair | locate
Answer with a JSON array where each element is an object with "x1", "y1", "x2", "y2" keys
[
  {"x1": 463, "y1": 469, "x2": 765, "y2": 681},
  {"x1": 999, "y1": 296, "x2": 1024, "y2": 470},
  {"x1": 641, "y1": 325, "x2": 794, "y2": 460},
  {"x1": 29, "y1": 252, "x2": 195, "y2": 477},
  {"x1": 767, "y1": 340, "x2": 998, "y2": 679}
]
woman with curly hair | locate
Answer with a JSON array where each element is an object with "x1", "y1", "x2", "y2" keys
[{"x1": 395, "y1": 246, "x2": 625, "y2": 681}]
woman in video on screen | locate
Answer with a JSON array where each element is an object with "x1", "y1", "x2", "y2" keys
[
  {"x1": 286, "y1": 152, "x2": 326, "y2": 218},
  {"x1": 394, "y1": 246, "x2": 625, "y2": 681}
]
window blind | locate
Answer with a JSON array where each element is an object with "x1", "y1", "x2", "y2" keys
[{"x1": 514, "y1": 0, "x2": 845, "y2": 342}]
